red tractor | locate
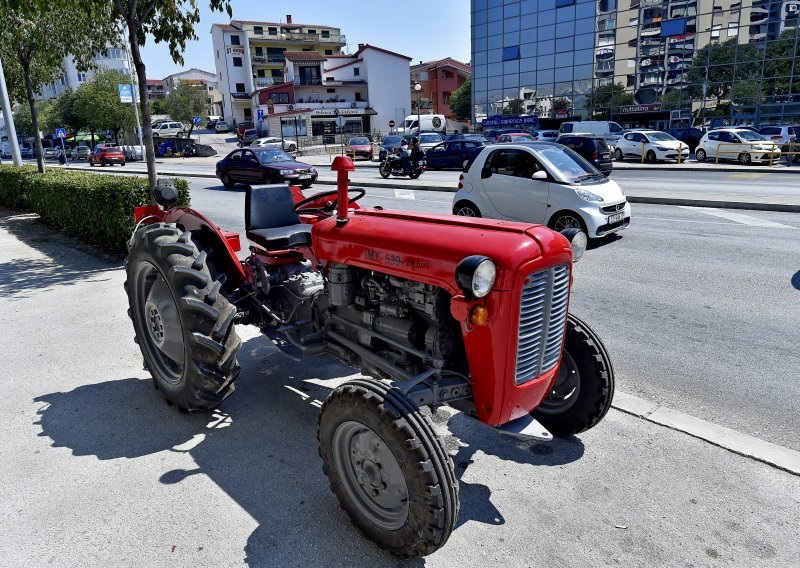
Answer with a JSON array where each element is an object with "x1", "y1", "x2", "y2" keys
[{"x1": 125, "y1": 157, "x2": 614, "y2": 557}]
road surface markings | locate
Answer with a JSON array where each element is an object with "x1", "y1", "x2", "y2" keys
[
  {"x1": 728, "y1": 173, "x2": 766, "y2": 180},
  {"x1": 393, "y1": 189, "x2": 416, "y2": 199},
  {"x1": 678, "y1": 206, "x2": 793, "y2": 228},
  {"x1": 284, "y1": 385, "x2": 309, "y2": 400}
]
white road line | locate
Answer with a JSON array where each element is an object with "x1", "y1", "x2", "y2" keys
[
  {"x1": 284, "y1": 385, "x2": 309, "y2": 400},
  {"x1": 678, "y1": 206, "x2": 793, "y2": 228},
  {"x1": 393, "y1": 189, "x2": 416, "y2": 199}
]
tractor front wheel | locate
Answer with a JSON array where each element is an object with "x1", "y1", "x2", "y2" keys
[
  {"x1": 125, "y1": 223, "x2": 241, "y2": 411},
  {"x1": 318, "y1": 378, "x2": 458, "y2": 557},
  {"x1": 533, "y1": 314, "x2": 614, "y2": 436}
]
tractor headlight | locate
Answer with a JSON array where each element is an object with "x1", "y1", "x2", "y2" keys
[
  {"x1": 456, "y1": 256, "x2": 496, "y2": 298},
  {"x1": 560, "y1": 228, "x2": 588, "y2": 262}
]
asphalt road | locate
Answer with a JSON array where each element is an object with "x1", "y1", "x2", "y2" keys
[
  {"x1": 2, "y1": 209, "x2": 798, "y2": 567},
  {"x1": 185, "y1": 177, "x2": 800, "y2": 451}
]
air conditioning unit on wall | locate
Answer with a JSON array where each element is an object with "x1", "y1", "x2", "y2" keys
[
  {"x1": 288, "y1": 104, "x2": 294, "y2": 110},
  {"x1": 351, "y1": 102, "x2": 358, "y2": 108}
]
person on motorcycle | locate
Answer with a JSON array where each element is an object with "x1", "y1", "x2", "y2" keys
[{"x1": 397, "y1": 139, "x2": 412, "y2": 173}]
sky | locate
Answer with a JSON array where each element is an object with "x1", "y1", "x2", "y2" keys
[{"x1": 139, "y1": 0, "x2": 472, "y2": 80}]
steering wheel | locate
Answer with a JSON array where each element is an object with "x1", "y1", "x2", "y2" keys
[{"x1": 292, "y1": 188, "x2": 366, "y2": 214}]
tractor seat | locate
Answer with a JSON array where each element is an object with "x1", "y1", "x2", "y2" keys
[{"x1": 245, "y1": 184, "x2": 312, "y2": 251}]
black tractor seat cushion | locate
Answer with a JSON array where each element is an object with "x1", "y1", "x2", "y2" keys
[{"x1": 246, "y1": 224, "x2": 312, "y2": 251}]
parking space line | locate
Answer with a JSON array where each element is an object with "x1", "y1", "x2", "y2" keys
[
  {"x1": 677, "y1": 206, "x2": 793, "y2": 228},
  {"x1": 728, "y1": 173, "x2": 765, "y2": 180},
  {"x1": 393, "y1": 189, "x2": 416, "y2": 200}
]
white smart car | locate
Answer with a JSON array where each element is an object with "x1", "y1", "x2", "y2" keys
[
  {"x1": 615, "y1": 130, "x2": 690, "y2": 163},
  {"x1": 453, "y1": 142, "x2": 631, "y2": 239}
]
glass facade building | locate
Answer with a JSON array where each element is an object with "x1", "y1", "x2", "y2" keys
[{"x1": 471, "y1": 0, "x2": 800, "y2": 129}]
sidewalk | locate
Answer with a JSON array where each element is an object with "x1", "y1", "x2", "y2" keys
[{"x1": 2, "y1": 208, "x2": 799, "y2": 566}]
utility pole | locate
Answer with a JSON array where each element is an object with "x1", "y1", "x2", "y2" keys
[{"x1": 0, "y1": 55, "x2": 23, "y2": 166}]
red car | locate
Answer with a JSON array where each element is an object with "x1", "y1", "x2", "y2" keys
[
  {"x1": 236, "y1": 121, "x2": 255, "y2": 139},
  {"x1": 89, "y1": 146, "x2": 126, "y2": 167},
  {"x1": 345, "y1": 136, "x2": 373, "y2": 160}
]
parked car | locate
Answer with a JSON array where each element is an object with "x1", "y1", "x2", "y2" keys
[
  {"x1": 253, "y1": 137, "x2": 298, "y2": 152},
  {"x1": 119, "y1": 145, "x2": 143, "y2": 161},
  {"x1": 559, "y1": 120, "x2": 625, "y2": 147},
  {"x1": 378, "y1": 135, "x2": 404, "y2": 161},
  {"x1": 19, "y1": 147, "x2": 35, "y2": 159},
  {"x1": 89, "y1": 145, "x2": 126, "y2": 166},
  {"x1": 417, "y1": 132, "x2": 444, "y2": 153},
  {"x1": 238, "y1": 128, "x2": 259, "y2": 147},
  {"x1": 695, "y1": 128, "x2": 781, "y2": 164},
  {"x1": 758, "y1": 125, "x2": 800, "y2": 146},
  {"x1": 497, "y1": 133, "x2": 535, "y2": 143},
  {"x1": 664, "y1": 127, "x2": 704, "y2": 152},
  {"x1": 482, "y1": 128, "x2": 521, "y2": 141},
  {"x1": 556, "y1": 134, "x2": 614, "y2": 176},
  {"x1": 236, "y1": 121, "x2": 255, "y2": 139},
  {"x1": 216, "y1": 147, "x2": 317, "y2": 189},
  {"x1": 613, "y1": 130, "x2": 690, "y2": 163},
  {"x1": 452, "y1": 142, "x2": 631, "y2": 239},
  {"x1": 214, "y1": 120, "x2": 231, "y2": 133},
  {"x1": 152, "y1": 121, "x2": 185, "y2": 138},
  {"x1": 462, "y1": 133, "x2": 489, "y2": 144},
  {"x1": 425, "y1": 140, "x2": 486, "y2": 170},
  {"x1": 206, "y1": 115, "x2": 223, "y2": 129},
  {"x1": 44, "y1": 147, "x2": 60, "y2": 160},
  {"x1": 70, "y1": 145, "x2": 91, "y2": 160},
  {"x1": 345, "y1": 136, "x2": 373, "y2": 160}
]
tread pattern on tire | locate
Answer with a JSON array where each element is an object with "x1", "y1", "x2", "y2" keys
[
  {"x1": 534, "y1": 313, "x2": 615, "y2": 436},
  {"x1": 317, "y1": 378, "x2": 459, "y2": 558},
  {"x1": 124, "y1": 223, "x2": 241, "y2": 411}
]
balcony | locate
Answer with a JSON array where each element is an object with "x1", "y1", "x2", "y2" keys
[
  {"x1": 251, "y1": 55, "x2": 285, "y2": 65},
  {"x1": 277, "y1": 31, "x2": 346, "y2": 45},
  {"x1": 254, "y1": 78, "x2": 284, "y2": 89}
]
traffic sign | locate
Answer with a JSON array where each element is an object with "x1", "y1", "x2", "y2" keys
[
  {"x1": 192, "y1": 116, "x2": 202, "y2": 125},
  {"x1": 389, "y1": 119, "x2": 395, "y2": 128},
  {"x1": 257, "y1": 108, "x2": 265, "y2": 121},
  {"x1": 118, "y1": 84, "x2": 133, "y2": 103},
  {"x1": 335, "y1": 116, "x2": 347, "y2": 128},
  {"x1": 54, "y1": 128, "x2": 66, "y2": 139}
]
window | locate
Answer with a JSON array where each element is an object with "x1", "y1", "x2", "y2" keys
[
  {"x1": 418, "y1": 71, "x2": 429, "y2": 81},
  {"x1": 257, "y1": 69, "x2": 265, "y2": 78},
  {"x1": 661, "y1": 18, "x2": 686, "y2": 37},
  {"x1": 255, "y1": 46, "x2": 263, "y2": 56},
  {"x1": 488, "y1": 149, "x2": 542, "y2": 177},
  {"x1": 442, "y1": 92, "x2": 451, "y2": 106},
  {"x1": 708, "y1": 132, "x2": 720, "y2": 141},
  {"x1": 271, "y1": 69, "x2": 282, "y2": 78},
  {"x1": 325, "y1": 49, "x2": 333, "y2": 55},
  {"x1": 355, "y1": 92, "x2": 363, "y2": 101},
  {"x1": 77, "y1": 73, "x2": 86, "y2": 82},
  {"x1": 233, "y1": 57, "x2": 242, "y2": 67},
  {"x1": 307, "y1": 29, "x2": 317, "y2": 34},
  {"x1": 254, "y1": 26, "x2": 263, "y2": 34},
  {"x1": 268, "y1": 27, "x2": 277, "y2": 35},
  {"x1": 441, "y1": 70, "x2": 453, "y2": 79},
  {"x1": 502, "y1": 45, "x2": 520, "y2": 60},
  {"x1": 269, "y1": 93, "x2": 289, "y2": 103},
  {"x1": 728, "y1": 22, "x2": 738, "y2": 37},
  {"x1": 236, "y1": 83, "x2": 245, "y2": 93},
  {"x1": 243, "y1": 108, "x2": 252, "y2": 119},
  {"x1": 711, "y1": 24, "x2": 721, "y2": 39},
  {"x1": 354, "y1": 67, "x2": 360, "y2": 76},
  {"x1": 555, "y1": 0, "x2": 575, "y2": 6},
  {"x1": 322, "y1": 30, "x2": 330, "y2": 38},
  {"x1": 230, "y1": 35, "x2": 240, "y2": 45}
]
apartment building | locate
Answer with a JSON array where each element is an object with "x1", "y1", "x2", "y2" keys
[
  {"x1": 211, "y1": 15, "x2": 346, "y2": 125},
  {"x1": 410, "y1": 58, "x2": 472, "y2": 119},
  {"x1": 38, "y1": 47, "x2": 131, "y2": 100},
  {"x1": 146, "y1": 80, "x2": 165, "y2": 102},
  {"x1": 471, "y1": 0, "x2": 800, "y2": 129}
]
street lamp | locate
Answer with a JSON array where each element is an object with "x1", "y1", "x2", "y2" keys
[{"x1": 414, "y1": 83, "x2": 422, "y2": 135}]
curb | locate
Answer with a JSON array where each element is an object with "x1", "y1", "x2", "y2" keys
[
  {"x1": 612, "y1": 391, "x2": 800, "y2": 476},
  {"x1": 616, "y1": 164, "x2": 800, "y2": 174}
]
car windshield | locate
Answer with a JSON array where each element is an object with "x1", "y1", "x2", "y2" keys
[
  {"x1": 648, "y1": 132, "x2": 676, "y2": 141},
  {"x1": 536, "y1": 146, "x2": 600, "y2": 183},
  {"x1": 244, "y1": 130, "x2": 257, "y2": 136},
  {"x1": 511, "y1": 135, "x2": 533, "y2": 141},
  {"x1": 420, "y1": 134, "x2": 441, "y2": 143},
  {"x1": 254, "y1": 149, "x2": 293, "y2": 163},
  {"x1": 383, "y1": 136, "x2": 403, "y2": 145},
  {"x1": 349, "y1": 137, "x2": 369, "y2": 145},
  {"x1": 736, "y1": 130, "x2": 767, "y2": 142}
]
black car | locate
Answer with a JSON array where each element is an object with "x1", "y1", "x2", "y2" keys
[
  {"x1": 378, "y1": 135, "x2": 405, "y2": 160},
  {"x1": 425, "y1": 140, "x2": 486, "y2": 170},
  {"x1": 556, "y1": 134, "x2": 613, "y2": 176},
  {"x1": 216, "y1": 148, "x2": 318, "y2": 189},
  {"x1": 664, "y1": 127, "x2": 704, "y2": 152}
]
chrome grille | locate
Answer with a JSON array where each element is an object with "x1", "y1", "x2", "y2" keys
[
  {"x1": 515, "y1": 264, "x2": 571, "y2": 385},
  {"x1": 601, "y1": 201, "x2": 626, "y2": 214}
]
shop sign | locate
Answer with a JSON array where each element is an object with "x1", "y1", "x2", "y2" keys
[
  {"x1": 620, "y1": 103, "x2": 662, "y2": 113},
  {"x1": 312, "y1": 108, "x2": 363, "y2": 116},
  {"x1": 481, "y1": 114, "x2": 538, "y2": 127}
]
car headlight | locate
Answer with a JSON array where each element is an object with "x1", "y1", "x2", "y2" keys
[
  {"x1": 560, "y1": 228, "x2": 587, "y2": 262},
  {"x1": 310, "y1": 167, "x2": 317, "y2": 174},
  {"x1": 280, "y1": 169, "x2": 296, "y2": 176},
  {"x1": 655, "y1": 146, "x2": 670, "y2": 151},
  {"x1": 574, "y1": 189, "x2": 603, "y2": 202},
  {"x1": 456, "y1": 256, "x2": 496, "y2": 298}
]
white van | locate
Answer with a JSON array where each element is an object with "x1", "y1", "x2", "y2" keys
[
  {"x1": 559, "y1": 121, "x2": 624, "y2": 146},
  {"x1": 397, "y1": 114, "x2": 447, "y2": 135}
]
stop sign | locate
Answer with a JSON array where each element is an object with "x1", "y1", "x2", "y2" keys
[{"x1": 389, "y1": 120, "x2": 395, "y2": 128}]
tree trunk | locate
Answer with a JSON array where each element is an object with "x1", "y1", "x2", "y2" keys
[
  {"x1": 187, "y1": 124, "x2": 195, "y2": 139},
  {"x1": 21, "y1": 61, "x2": 45, "y2": 173},
  {"x1": 90, "y1": 131, "x2": 95, "y2": 148},
  {"x1": 126, "y1": 19, "x2": 157, "y2": 201}
]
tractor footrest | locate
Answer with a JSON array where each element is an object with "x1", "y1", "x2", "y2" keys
[
  {"x1": 261, "y1": 326, "x2": 325, "y2": 361},
  {"x1": 494, "y1": 414, "x2": 553, "y2": 442}
]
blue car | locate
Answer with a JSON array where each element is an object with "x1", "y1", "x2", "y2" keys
[{"x1": 424, "y1": 140, "x2": 485, "y2": 170}]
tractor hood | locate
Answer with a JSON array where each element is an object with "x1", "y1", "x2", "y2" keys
[{"x1": 312, "y1": 209, "x2": 572, "y2": 295}]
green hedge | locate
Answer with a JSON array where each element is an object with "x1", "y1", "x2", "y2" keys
[{"x1": 0, "y1": 166, "x2": 189, "y2": 252}]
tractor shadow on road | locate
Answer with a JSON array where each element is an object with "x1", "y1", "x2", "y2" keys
[
  {"x1": 0, "y1": 211, "x2": 119, "y2": 300},
  {"x1": 586, "y1": 233, "x2": 623, "y2": 251},
  {"x1": 32, "y1": 334, "x2": 583, "y2": 566}
]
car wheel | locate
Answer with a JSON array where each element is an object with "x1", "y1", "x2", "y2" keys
[
  {"x1": 739, "y1": 152, "x2": 752, "y2": 165},
  {"x1": 153, "y1": 133, "x2": 159, "y2": 138},
  {"x1": 646, "y1": 150, "x2": 657, "y2": 163},
  {"x1": 453, "y1": 202, "x2": 480, "y2": 217},
  {"x1": 614, "y1": 148, "x2": 623, "y2": 161},
  {"x1": 695, "y1": 148, "x2": 707, "y2": 162},
  {"x1": 220, "y1": 172, "x2": 234, "y2": 189},
  {"x1": 101, "y1": 160, "x2": 107, "y2": 167},
  {"x1": 549, "y1": 212, "x2": 587, "y2": 234},
  {"x1": 177, "y1": 131, "x2": 185, "y2": 138}
]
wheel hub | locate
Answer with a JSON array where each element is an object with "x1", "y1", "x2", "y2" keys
[
  {"x1": 536, "y1": 350, "x2": 581, "y2": 414},
  {"x1": 140, "y1": 271, "x2": 184, "y2": 365},
  {"x1": 146, "y1": 304, "x2": 165, "y2": 346}
]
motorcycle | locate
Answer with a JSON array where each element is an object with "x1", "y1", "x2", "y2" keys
[{"x1": 379, "y1": 153, "x2": 425, "y2": 179}]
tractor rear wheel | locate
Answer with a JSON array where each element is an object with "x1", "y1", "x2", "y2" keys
[
  {"x1": 533, "y1": 313, "x2": 614, "y2": 436},
  {"x1": 318, "y1": 378, "x2": 458, "y2": 557},
  {"x1": 125, "y1": 223, "x2": 241, "y2": 411}
]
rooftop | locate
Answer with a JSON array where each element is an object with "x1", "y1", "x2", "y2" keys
[{"x1": 284, "y1": 51, "x2": 327, "y2": 62}]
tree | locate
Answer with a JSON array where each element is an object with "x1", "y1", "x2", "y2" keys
[
  {"x1": 585, "y1": 83, "x2": 633, "y2": 118},
  {"x1": 106, "y1": 0, "x2": 233, "y2": 198},
  {"x1": 659, "y1": 89, "x2": 686, "y2": 111},
  {"x1": 51, "y1": 88, "x2": 85, "y2": 139},
  {"x1": 150, "y1": 99, "x2": 168, "y2": 115},
  {"x1": 763, "y1": 29, "x2": 800, "y2": 98},
  {"x1": 0, "y1": 1, "x2": 118, "y2": 171},
  {"x1": 501, "y1": 98, "x2": 524, "y2": 115},
  {"x1": 165, "y1": 82, "x2": 208, "y2": 138},
  {"x1": 12, "y1": 99, "x2": 56, "y2": 136},
  {"x1": 731, "y1": 80, "x2": 764, "y2": 106},
  {"x1": 550, "y1": 97, "x2": 572, "y2": 118},
  {"x1": 76, "y1": 70, "x2": 136, "y2": 145},
  {"x1": 448, "y1": 76, "x2": 471, "y2": 122},
  {"x1": 685, "y1": 38, "x2": 760, "y2": 101}
]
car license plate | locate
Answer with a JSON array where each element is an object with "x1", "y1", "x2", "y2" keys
[
  {"x1": 608, "y1": 213, "x2": 624, "y2": 224},
  {"x1": 298, "y1": 174, "x2": 311, "y2": 179}
]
